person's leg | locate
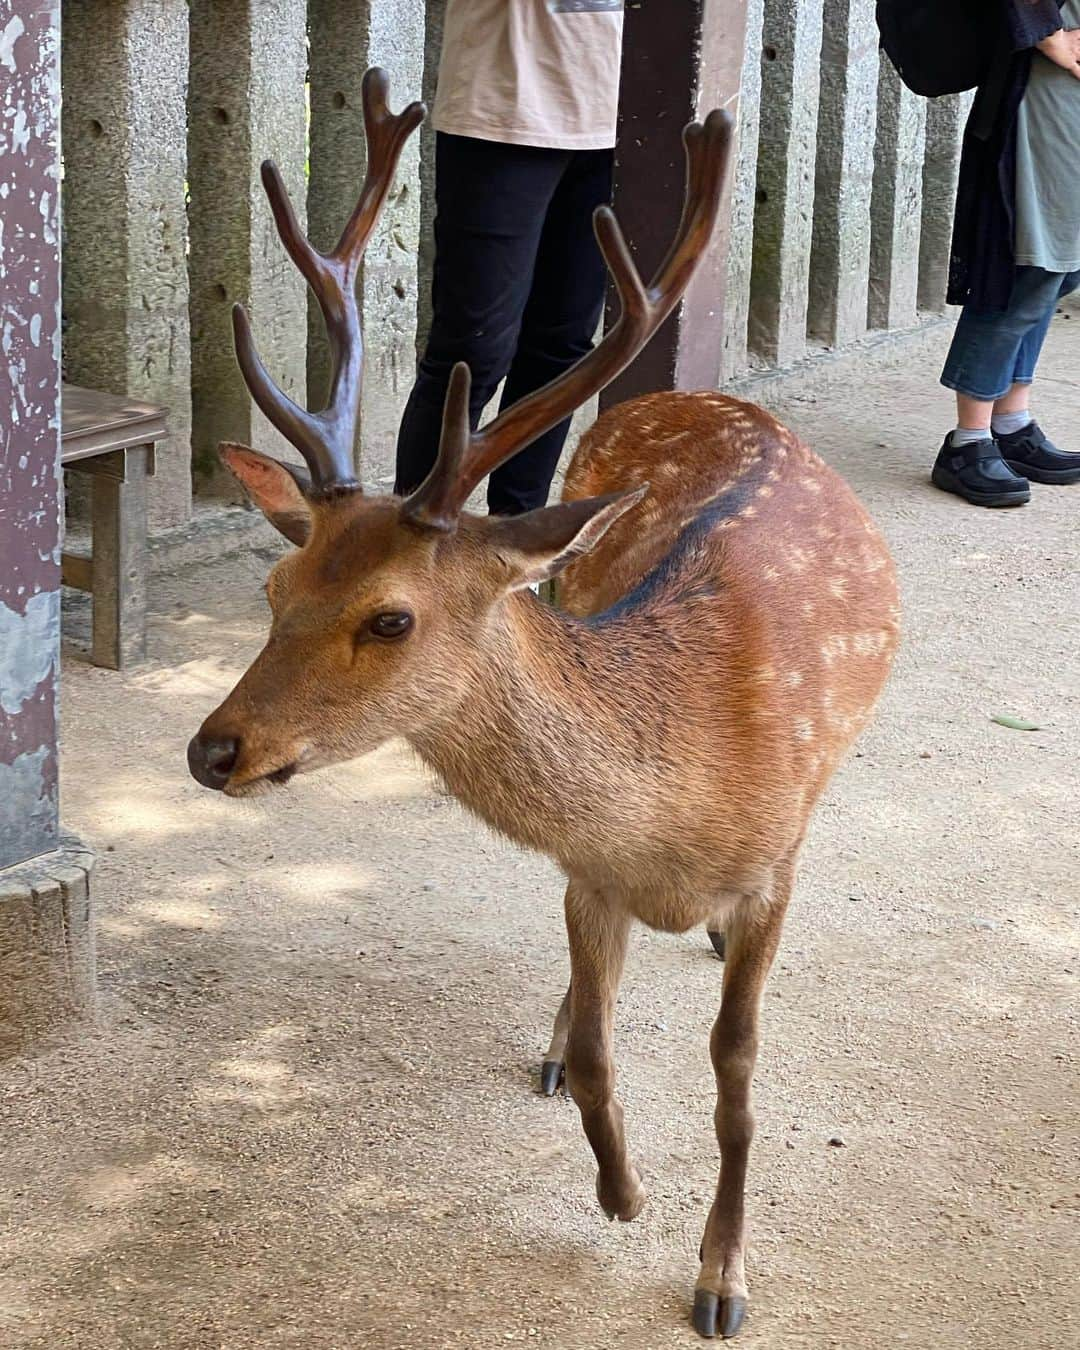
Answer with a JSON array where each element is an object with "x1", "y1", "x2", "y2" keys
[
  {"x1": 994, "y1": 268, "x2": 1080, "y2": 484},
  {"x1": 395, "y1": 135, "x2": 569, "y2": 498},
  {"x1": 989, "y1": 275, "x2": 1063, "y2": 433},
  {"x1": 933, "y1": 267, "x2": 1070, "y2": 505},
  {"x1": 942, "y1": 267, "x2": 1063, "y2": 423},
  {"x1": 486, "y1": 148, "x2": 614, "y2": 516}
]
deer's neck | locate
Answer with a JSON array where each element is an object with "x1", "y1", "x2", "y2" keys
[{"x1": 409, "y1": 593, "x2": 666, "y2": 871}]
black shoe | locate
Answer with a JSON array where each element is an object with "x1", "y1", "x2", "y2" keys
[
  {"x1": 931, "y1": 436, "x2": 1031, "y2": 508},
  {"x1": 995, "y1": 420, "x2": 1080, "y2": 485}
]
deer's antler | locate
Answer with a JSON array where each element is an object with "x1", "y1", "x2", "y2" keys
[
  {"x1": 401, "y1": 109, "x2": 734, "y2": 531},
  {"x1": 231, "y1": 68, "x2": 425, "y2": 496}
]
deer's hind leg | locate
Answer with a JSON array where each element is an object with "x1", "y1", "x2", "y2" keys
[
  {"x1": 706, "y1": 919, "x2": 726, "y2": 960},
  {"x1": 562, "y1": 882, "x2": 645, "y2": 1222},
  {"x1": 540, "y1": 983, "x2": 571, "y2": 1096},
  {"x1": 693, "y1": 857, "x2": 795, "y2": 1339}
]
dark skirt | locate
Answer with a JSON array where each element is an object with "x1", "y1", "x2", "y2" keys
[{"x1": 946, "y1": 0, "x2": 1063, "y2": 313}]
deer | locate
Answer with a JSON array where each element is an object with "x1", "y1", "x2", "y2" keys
[{"x1": 186, "y1": 69, "x2": 900, "y2": 1340}]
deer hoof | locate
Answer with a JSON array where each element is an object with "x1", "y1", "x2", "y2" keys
[
  {"x1": 540, "y1": 1058, "x2": 565, "y2": 1096},
  {"x1": 597, "y1": 1167, "x2": 646, "y2": 1222},
  {"x1": 706, "y1": 929, "x2": 726, "y2": 960},
  {"x1": 692, "y1": 1289, "x2": 746, "y2": 1339}
]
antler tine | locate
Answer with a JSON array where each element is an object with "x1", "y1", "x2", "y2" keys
[
  {"x1": 401, "y1": 108, "x2": 734, "y2": 531},
  {"x1": 231, "y1": 67, "x2": 425, "y2": 497},
  {"x1": 334, "y1": 67, "x2": 426, "y2": 269}
]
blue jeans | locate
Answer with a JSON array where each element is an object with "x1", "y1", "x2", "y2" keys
[{"x1": 941, "y1": 266, "x2": 1080, "y2": 403}]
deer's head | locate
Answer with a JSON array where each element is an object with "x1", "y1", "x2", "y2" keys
[{"x1": 187, "y1": 70, "x2": 731, "y2": 796}]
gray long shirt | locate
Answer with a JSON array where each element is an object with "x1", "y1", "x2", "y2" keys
[{"x1": 1015, "y1": 0, "x2": 1080, "y2": 273}]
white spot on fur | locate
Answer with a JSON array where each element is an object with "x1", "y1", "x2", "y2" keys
[
  {"x1": 820, "y1": 635, "x2": 850, "y2": 665},
  {"x1": 793, "y1": 717, "x2": 815, "y2": 743}
]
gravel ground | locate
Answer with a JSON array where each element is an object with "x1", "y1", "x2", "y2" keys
[{"x1": 1, "y1": 316, "x2": 1077, "y2": 1349}]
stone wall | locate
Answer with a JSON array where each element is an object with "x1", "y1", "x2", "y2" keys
[
  {"x1": 62, "y1": 0, "x2": 192, "y2": 531},
  {"x1": 725, "y1": 0, "x2": 966, "y2": 382},
  {"x1": 57, "y1": 1, "x2": 969, "y2": 535}
]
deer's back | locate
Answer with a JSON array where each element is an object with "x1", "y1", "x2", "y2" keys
[{"x1": 556, "y1": 392, "x2": 899, "y2": 886}]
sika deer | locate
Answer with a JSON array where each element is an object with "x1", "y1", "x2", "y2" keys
[{"x1": 187, "y1": 69, "x2": 899, "y2": 1339}]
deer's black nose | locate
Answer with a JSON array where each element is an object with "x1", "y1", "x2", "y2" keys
[{"x1": 187, "y1": 734, "x2": 239, "y2": 791}]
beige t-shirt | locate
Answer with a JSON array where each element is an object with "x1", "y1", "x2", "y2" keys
[{"x1": 432, "y1": 0, "x2": 624, "y2": 151}]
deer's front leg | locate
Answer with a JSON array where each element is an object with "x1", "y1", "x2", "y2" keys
[
  {"x1": 694, "y1": 861, "x2": 793, "y2": 1340},
  {"x1": 563, "y1": 883, "x2": 644, "y2": 1221}
]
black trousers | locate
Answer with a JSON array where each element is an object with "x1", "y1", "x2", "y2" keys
[{"x1": 395, "y1": 133, "x2": 614, "y2": 516}]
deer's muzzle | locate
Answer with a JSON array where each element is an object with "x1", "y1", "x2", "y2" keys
[{"x1": 186, "y1": 734, "x2": 240, "y2": 791}]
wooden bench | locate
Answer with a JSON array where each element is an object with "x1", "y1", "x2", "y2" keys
[{"x1": 60, "y1": 385, "x2": 168, "y2": 669}]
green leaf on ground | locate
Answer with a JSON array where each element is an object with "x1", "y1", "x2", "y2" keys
[{"x1": 990, "y1": 713, "x2": 1041, "y2": 732}]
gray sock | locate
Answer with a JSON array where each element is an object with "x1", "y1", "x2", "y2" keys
[
  {"x1": 991, "y1": 409, "x2": 1033, "y2": 437},
  {"x1": 950, "y1": 426, "x2": 994, "y2": 448}
]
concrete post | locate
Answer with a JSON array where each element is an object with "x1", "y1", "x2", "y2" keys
[
  {"x1": 601, "y1": 0, "x2": 751, "y2": 410},
  {"x1": 868, "y1": 59, "x2": 927, "y2": 332},
  {"x1": 307, "y1": 2, "x2": 425, "y2": 493},
  {"x1": 808, "y1": 0, "x2": 880, "y2": 346},
  {"x1": 721, "y1": 0, "x2": 765, "y2": 384},
  {"x1": 1, "y1": 1, "x2": 97, "y2": 1053},
  {"x1": 919, "y1": 93, "x2": 972, "y2": 314},
  {"x1": 748, "y1": 0, "x2": 824, "y2": 367},
  {"x1": 188, "y1": 1, "x2": 309, "y2": 493},
  {"x1": 61, "y1": 0, "x2": 192, "y2": 533}
]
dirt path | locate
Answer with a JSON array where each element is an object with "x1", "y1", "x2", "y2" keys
[{"x1": 2, "y1": 320, "x2": 1078, "y2": 1349}]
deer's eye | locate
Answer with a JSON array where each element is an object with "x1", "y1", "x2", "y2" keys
[{"x1": 369, "y1": 610, "x2": 413, "y2": 640}]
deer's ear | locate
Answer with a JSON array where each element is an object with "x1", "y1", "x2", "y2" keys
[
  {"x1": 484, "y1": 484, "x2": 648, "y2": 592},
  {"x1": 220, "y1": 443, "x2": 312, "y2": 546}
]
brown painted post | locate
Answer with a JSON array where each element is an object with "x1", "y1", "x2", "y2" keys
[
  {"x1": 0, "y1": 1, "x2": 62, "y2": 870},
  {"x1": 1, "y1": 2, "x2": 98, "y2": 1053},
  {"x1": 600, "y1": 0, "x2": 749, "y2": 411}
]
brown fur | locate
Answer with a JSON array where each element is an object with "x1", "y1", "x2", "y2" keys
[{"x1": 193, "y1": 391, "x2": 898, "y2": 1336}]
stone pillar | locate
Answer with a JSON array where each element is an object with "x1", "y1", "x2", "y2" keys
[
  {"x1": 808, "y1": 0, "x2": 879, "y2": 346},
  {"x1": 748, "y1": 0, "x2": 823, "y2": 367},
  {"x1": 61, "y1": 0, "x2": 192, "y2": 533},
  {"x1": 188, "y1": 1, "x2": 309, "y2": 493},
  {"x1": 601, "y1": 0, "x2": 751, "y2": 411},
  {"x1": 918, "y1": 93, "x2": 972, "y2": 314},
  {"x1": 868, "y1": 59, "x2": 927, "y2": 332},
  {"x1": 721, "y1": 0, "x2": 765, "y2": 384},
  {"x1": 1, "y1": 3, "x2": 97, "y2": 1054},
  {"x1": 307, "y1": 2, "x2": 425, "y2": 493}
]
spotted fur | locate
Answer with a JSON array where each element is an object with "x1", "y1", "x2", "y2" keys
[{"x1": 193, "y1": 387, "x2": 899, "y2": 1336}]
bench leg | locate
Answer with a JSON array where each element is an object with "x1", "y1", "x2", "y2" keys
[{"x1": 90, "y1": 445, "x2": 149, "y2": 669}]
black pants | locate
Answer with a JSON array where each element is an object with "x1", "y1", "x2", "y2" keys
[{"x1": 395, "y1": 133, "x2": 614, "y2": 516}]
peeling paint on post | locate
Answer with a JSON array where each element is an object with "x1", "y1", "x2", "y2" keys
[{"x1": 0, "y1": 1, "x2": 62, "y2": 870}]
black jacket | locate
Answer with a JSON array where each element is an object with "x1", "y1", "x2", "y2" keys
[{"x1": 948, "y1": 0, "x2": 1065, "y2": 310}]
